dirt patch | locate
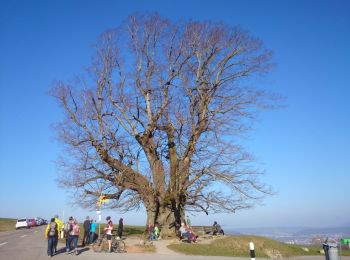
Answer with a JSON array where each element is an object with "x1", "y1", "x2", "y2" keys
[{"x1": 126, "y1": 244, "x2": 156, "y2": 253}]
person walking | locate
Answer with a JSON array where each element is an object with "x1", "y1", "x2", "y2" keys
[
  {"x1": 90, "y1": 220, "x2": 97, "y2": 243},
  {"x1": 104, "y1": 216, "x2": 113, "y2": 253},
  {"x1": 45, "y1": 218, "x2": 58, "y2": 257},
  {"x1": 117, "y1": 218, "x2": 123, "y2": 239},
  {"x1": 82, "y1": 216, "x2": 90, "y2": 246},
  {"x1": 66, "y1": 218, "x2": 80, "y2": 255},
  {"x1": 63, "y1": 217, "x2": 73, "y2": 252},
  {"x1": 53, "y1": 215, "x2": 63, "y2": 253}
]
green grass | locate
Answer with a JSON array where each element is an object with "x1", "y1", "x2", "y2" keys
[
  {"x1": 168, "y1": 235, "x2": 337, "y2": 257},
  {"x1": 122, "y1": 225, "x2": 146, "y2": 236},
  {"x1": 92, "y1": 224, "x2": 145, "y2": 237},
  {"x1": 0, "y1": 218, "x2": 17, "y2": 232}
]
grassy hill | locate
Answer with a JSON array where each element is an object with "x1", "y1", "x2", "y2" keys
[
  {"x1": 168, "y1": 235, "x2": 329, "y2": 257},
  {"x1": 0, "y1": 218, "x2": 16, "y2": 232}
]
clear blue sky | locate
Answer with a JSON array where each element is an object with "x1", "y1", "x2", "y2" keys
[{"x1": 0, "y1": 0, "x2": 349, "y2": 228}]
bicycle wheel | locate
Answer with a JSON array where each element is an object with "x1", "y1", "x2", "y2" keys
[
  {"x1": 92, "y1": 239, "x2": 104, "y2": 253},
  {"x1": 116, "y1": 240, "x2": 126, "y2": 253}
]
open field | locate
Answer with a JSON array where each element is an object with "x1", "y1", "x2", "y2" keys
[
  {"x1": 0, "y1": 218, "x2": 16, "y2": 232},
  {"x1": 168, "y1": 235, "x2": 350, "y2": 257}
]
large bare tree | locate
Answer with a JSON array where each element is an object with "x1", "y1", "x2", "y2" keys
[{"x1": 51, "y1": 13, "x2": 273, "y2": 235}]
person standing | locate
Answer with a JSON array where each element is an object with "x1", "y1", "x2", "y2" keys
[
  {"x1": 63, "y1": 217, "x2": 73, "y2": 251},
  {"x1": 104, "y1": 216, "x2": 113, "y2": 253},
  {"x1": 90, "y1": 220, "x2": 97, "y2": 243},
  {"x1": 186, "y1": 215, "x2": 191, "y2": 227},
  {"x1": 53, "y1": 215, "x2": 63, "y2": 253},
  {"x1": 148, "y1": 223, "x2": 156, "y2": 241},
  {"x1": 45, "y1": 218, "x2": 58, "y2": 257},
  {"x1": 82, "y1": 216, "x2": 90, "y2": 246},
  {"x1": 117, "y1": 218, "x2": 123, "y2": 239},
  {"x1": 66, "y1": 218, "x2": 80, "y2": 255},
  {"x1": 154, "y1": 222, "x2": 160, "y2": 240}
]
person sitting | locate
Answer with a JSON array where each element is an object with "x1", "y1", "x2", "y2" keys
[
  {"x1": 212, "y1": 221, "x2": 225, "y2": 235},
  {"x1": 186, "y1": 225, "x2": 198, "y2": 243},
  {"x1": 179, "y1": 222, "x2": 189, "y2": 239}
]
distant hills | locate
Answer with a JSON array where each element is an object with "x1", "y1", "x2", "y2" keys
[
  {"x1": 294, "y1": 227, "x2": 350, "y2": 236},
  {"x1": 226, "y1": 226, "x2": 350, "y2": 240}
]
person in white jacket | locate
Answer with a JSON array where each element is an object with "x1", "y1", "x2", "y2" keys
[{"x1": 104, "y1": 216, "x2": 113, "y2": 253}]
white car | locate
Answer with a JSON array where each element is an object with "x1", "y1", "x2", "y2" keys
[{"x1": 16, "y1": 219, "x2": 29, "y2": 229}]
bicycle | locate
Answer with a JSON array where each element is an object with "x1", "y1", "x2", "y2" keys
[
  {"x1": 92, "y1": 234, "x2": 126, "y2": 253},
  {"x1": 112, "y1": 237, "x2": 126, "y2": 253}
]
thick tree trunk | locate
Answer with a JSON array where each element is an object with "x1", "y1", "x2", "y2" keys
[
  {"x1": 145, "y1": 202, "x2": 184, "y2": 237},
  {"x1": 156, "y1": 205, "x2": 176, "y2": 237}
]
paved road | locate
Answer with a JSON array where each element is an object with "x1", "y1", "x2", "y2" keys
[
  {"x1": 1, "y1": 227, "x2": 350, "y2": 260},
  {"x1": 0, "y1": 225, "x2": 48, "y2": 260}
]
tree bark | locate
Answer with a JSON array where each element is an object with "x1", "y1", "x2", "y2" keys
[{"x1": 145, "y1": 198, "x2": 184, "y2": 237}]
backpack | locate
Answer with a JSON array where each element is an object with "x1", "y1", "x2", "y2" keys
[
  {"x1": 72, "y1": 224, "x2": 79, "y2": 236},
  {"x1": 48, "y1": 222, "x2": 57, "y2": 237},
  {"x1": 64, "y1": 222, "x2": 72, "y2": 238}
]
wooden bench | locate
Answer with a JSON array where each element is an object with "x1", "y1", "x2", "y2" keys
[
  {"x1": 190, "y1": 226, "x2": 212, "y2": 235},
  {"x1": 177, "y1": 226, "x2": 213, "y2": 242}
]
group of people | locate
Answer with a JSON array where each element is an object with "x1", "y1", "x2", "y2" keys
[
  {"x1": 45, "y1": 214, "x2": 224, "y2": 255},
  {"x1": 177, "y1": 219, "x2": 225, "y2": 243},
  {"x1": 45, "y1": 215, "x2": 82, "y2": 256},
  {"x1": 45, "y1": 215, "x2": 124, "y2": 257},
  {"x1": 148, "y1": 222, "x2": 160, "y2": 241},
  {"x1": 179, "y1": 222, "x2": 198, "y2": 242}
]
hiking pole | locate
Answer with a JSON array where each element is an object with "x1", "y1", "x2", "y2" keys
[{"x1": 250, "y1": 242, "x2": 256, "y2": 260}]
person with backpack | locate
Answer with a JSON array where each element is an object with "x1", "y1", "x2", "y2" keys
[
  {"x1": 63, "y1": 217, "x2": 73, "y2": 251},
  {"x1": 66, "y1": 218, "x2": 80, "y2": 255},
  {"x1": 82, "y1": 216, "x2": 90, "y2": 246},
  {"x1": 45, "y1": 218, "x2": 58, "y2": 257},
  {"x1": 53, "y1": 215, "x2": 63, "y2": 253},
  {"x1": 104, "y1": 216, "x2": 113, "y2": 253}
]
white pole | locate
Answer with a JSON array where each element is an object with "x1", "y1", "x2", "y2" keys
[{"x1": 250, "y1": 242, "x2": 256, "y2": 260}]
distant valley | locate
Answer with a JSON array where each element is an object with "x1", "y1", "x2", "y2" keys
[{"x1": 225, "y1": 226, "x2": 350, "y2": 244}]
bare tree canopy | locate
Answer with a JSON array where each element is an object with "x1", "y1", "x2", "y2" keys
[{"x1": 51, "y1": 13, "x2": 274, "y2": 235}]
